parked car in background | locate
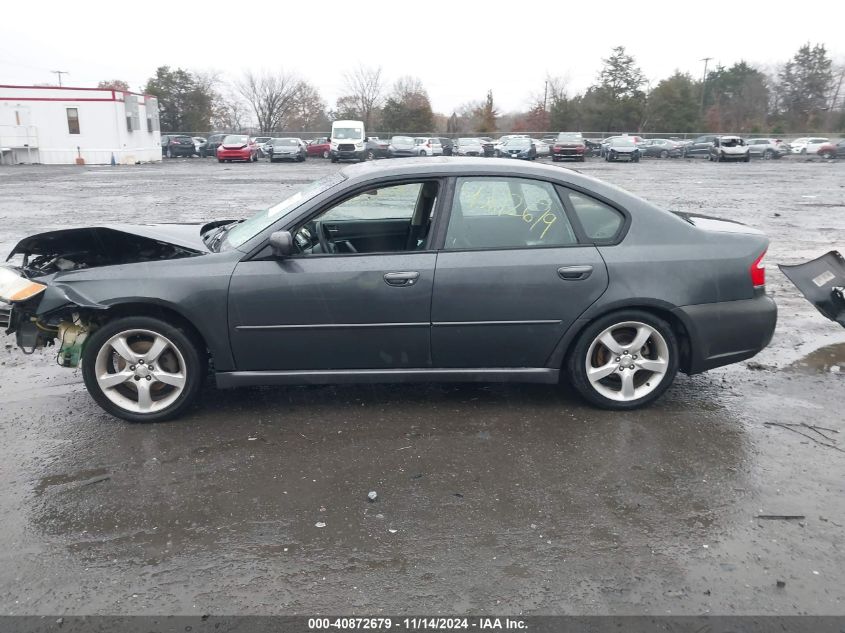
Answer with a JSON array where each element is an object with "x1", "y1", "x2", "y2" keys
[
  {"x1": 709, "y1": 136, "x2": 750, "y2": 162},
  {"x1": 600, "y1": 135, "x2": 644, "y2": 157},
  {"x1": 266, "y1": 138, "x2": 307, "y2": 162},
  {"x1": 161, "y1": 134, "x2": 196, "y2": 158},
  {"x1": 414, "y1": 137, "x2": 443, "y2": 157},
  {"x1": 790, "y1": 137, "x2": 829, "y2": 155},
  {"x1": 252, "y1": 136, "x2": 272, "y2": 158},
  {"x1": 216, "y1": 135, "x2": 259, "y2": 163},
  {"x1": 192, "y1": 137, "x2": 206, "y2": 155},
  {"x1": 438, "y1": 138, "x2": 455, "y2": 156},
  {"x1": 818, "y1": 140, "x2": 845, "y2": 159},
  {"x1": 640, "y1": 138, "x2": 684, "y2": 158},
  {"x1": 605, "y1": 137, "x2": 641, "y2": 162},
  {"x1": 531, "y1": 138, "x2": 550, "y2": 156},
  {"x1": 455, "y1": 138, "x2": 485, "y2": 156},
  {"x1": 551, "y1": 132, "x2": 587, "y2": 162},
  {"x1": 366, "y1": 137, "x2": 390, "y2": 159},
  {"x1": 0, "y1": 158, "x2": 776, "y2": 421},
  {"x1": 307, "y1": 138, "x2": 331, "y2": 159},
  {"x1": 497, "y1": 137, "x2": 537, "y2": 160},
  {"x1": 746, "y1": 138, "x2": 789, "y2": 159},
  {"x1": 388, "y1": 136, "x2": 417, "y2": 158},
  {"x1": 200, "y1": 133, "x2": 226, "y2": 158},
  {"x1": 479, "y1": 137, "x2": 496, "y2": 157},
  {"x1": 682, "y1": 135, "x2": 719, "y2": 157}
]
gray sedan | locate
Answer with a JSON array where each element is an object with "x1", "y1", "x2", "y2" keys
[{"x1": 0, "y1": 158, "x2": 776, "y2": 422}]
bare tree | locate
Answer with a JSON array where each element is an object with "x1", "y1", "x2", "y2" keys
[
  {"x1": 236, "y1": 70, "x2": 306, "y2": 133},
  {"x1": 213, "y1": 90, "x2": 249, "y2": 132},
  {"x1": 340, "y1": 65, "x2": 385, "y2": 128}
]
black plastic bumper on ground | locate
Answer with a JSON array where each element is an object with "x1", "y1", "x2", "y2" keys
[{"x1": 674, "y1": 293, "x2": 777, "y2": 374}]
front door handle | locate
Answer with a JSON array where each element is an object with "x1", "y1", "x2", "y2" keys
[
  {"x1": 384, "y1": 271, "x2": 420, "y2": 287},
  {"x1": 557, "y1": 265, "x2": 593, "y2": 281}
]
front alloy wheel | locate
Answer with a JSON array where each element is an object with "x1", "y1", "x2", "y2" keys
[
  {"x1": 568, "y1": 311, "x2": 678, "y2": 409},
  {"x1": 82, "y1": 317, "x2": 204, "y2": 422}
]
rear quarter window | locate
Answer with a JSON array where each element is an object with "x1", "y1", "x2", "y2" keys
[{"x1": 563, "y1": 191, "x2": 625, "y2": 242}]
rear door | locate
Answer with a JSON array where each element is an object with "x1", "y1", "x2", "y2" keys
[{"x1": 430, "y1": 176, "x2": 609, "y2": 368}]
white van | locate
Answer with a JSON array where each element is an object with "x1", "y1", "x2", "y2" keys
[{"x1": 330, "y1": 120, "x2": 367, "y2": 163}]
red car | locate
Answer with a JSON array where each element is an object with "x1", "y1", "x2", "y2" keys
[
  {"x1": 551, "y1": 132, "x2": 587, "y2": 162},
  {"x1": 216, "y1": 135, "x2": 259, "y2": 163},
  {"x1": 306, "y1": 138, "x2": 331, "y2": 159}
]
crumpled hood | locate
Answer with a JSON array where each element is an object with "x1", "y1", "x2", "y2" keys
[{"x1": 9, "y1": 223, "x2": 210, "y2": 259}]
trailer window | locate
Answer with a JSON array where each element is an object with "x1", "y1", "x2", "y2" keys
[{"x1": 66, "y1": 108, "x2": 80, "y2": 134}]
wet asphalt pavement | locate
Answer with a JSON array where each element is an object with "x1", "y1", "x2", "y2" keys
[{"x1": 0, "y1": 155, "x2": 843, "y2": 615}]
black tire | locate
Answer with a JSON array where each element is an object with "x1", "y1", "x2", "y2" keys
[
  {"x1": 763, "y1": 149, "x2": 773, "y2": 160},
  {"x1": 166, "y1": 148, "x2": 172, "y2": 159},
  {"x1": 217, "y1": 158, "x2": 224, "y2": 163},
  {"x1": 322, "y1": 150, "x2": 329, "y2": 159},
  {"x1": 744, "y1": 154, "x2": 750, "y2": 162},
  {"x1": 330, "y1": 156, "x2": 338, "y2": 163},
  {"x1": 81, "y1": 316, "x2": 205, "y2": 423},
  {"x1": 578, "y1": 156, "x2": 585, "y2": 162},
  {"x1": 366, "y1": 150, "x2": 375, "y2": 160},
  {"x1": 566, "y1": 310, "x2": 679, "y2": 410},
  {"x1": 660, "y1": 150, "x2": 669, "y2": 159}
]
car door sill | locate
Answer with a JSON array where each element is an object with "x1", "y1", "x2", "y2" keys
[{"x1": 216, "y1": 368, "x2": 559, "y2": 388}]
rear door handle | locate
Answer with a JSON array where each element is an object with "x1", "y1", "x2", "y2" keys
[
  {"x1": 557, "y1": 265, "x2": 593, "y2": 281},
  {"x1": 384, "y1": 271, "x2": 420, "y2": 287}
]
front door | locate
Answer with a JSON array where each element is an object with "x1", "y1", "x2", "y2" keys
[
  {"x1": 228, "y1": 180, "x2": 441, "y2": 371},
  {"x1": 431, "y1": 176, "x2": 610, "y2": 368}
]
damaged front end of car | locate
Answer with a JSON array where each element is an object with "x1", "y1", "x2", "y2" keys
[{"x1": 2, "y1": 226, "x2": 204, "y2": 366}]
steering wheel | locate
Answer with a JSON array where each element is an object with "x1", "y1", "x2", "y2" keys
[{"x1": 315, "y1": 220, "x2": 334, "y2": 254}]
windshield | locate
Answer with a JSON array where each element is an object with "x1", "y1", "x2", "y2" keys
[
  {"x1": 222, "y1": 172, "x2": 346, "y2": 250},
  {"x1": 223, "y1": 135, "x2": 248, "y2": 145},
  {"x1": 391, "y1": 136, "x2": 413, "y2": 145},
  {"x1": 458, "y1": 138, "x2": 477, "y2": 145},
  {"x1": 611, "y1": 138, "x2": 635, "y2": 147},
  {"x1": 557, "y1": 133, "x2": 583, "y2": 141},
  {"x1": 333, "y1": 127, "x2": 363, "y2": 140},
  {"x1": 508, "y1": 139, "x2": 531, "y2": 148},
  {"x1": 273, "y1": 138, "x2": 298, "y2": 146}
]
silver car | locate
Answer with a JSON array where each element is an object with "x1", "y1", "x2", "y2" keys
[
  {"x1": 388, "y1": 136, "x2": 417, "y2": 158},
  {"x1": 455, "y1": 138, "x2": 485, "y2": 156},
  {"x1": 746, "y1": 138, "x2": 789, "y2": 159}
]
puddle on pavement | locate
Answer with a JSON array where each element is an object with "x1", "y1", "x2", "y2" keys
[{"x1": 788, "y1": 342, "x2": 845, "y2": 374}]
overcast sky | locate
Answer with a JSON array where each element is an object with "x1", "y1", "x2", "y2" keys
[{"x1": 2, "y1": 0, "x2": 843, "y2": 114}]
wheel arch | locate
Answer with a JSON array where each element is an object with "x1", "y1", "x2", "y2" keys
[
  {"x1": 548, "y1": 300, "x2": 694, "y2": 375},
  {"x1": 90, "y1": 301, "x2": 212, "y2": 363}
]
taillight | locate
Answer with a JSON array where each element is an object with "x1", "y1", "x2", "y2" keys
[{"x1": 750, "y1": 250, "x2": 766, "y2": 287}]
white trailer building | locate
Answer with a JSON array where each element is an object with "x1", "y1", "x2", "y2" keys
[{"x1": 0, "y1": 85, "x2": 162, "y2": 165}]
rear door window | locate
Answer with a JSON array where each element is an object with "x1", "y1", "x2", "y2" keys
[{"x1": 445, "y1": 177, "x2": 578, "y2": 250}]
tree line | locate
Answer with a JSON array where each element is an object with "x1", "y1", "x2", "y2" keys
[{"x1": 101, "y1": 43, "x2": 844, "y2": 135}]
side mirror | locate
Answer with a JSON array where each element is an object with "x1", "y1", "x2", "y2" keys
[{"x1": 269, "y1": 230, "x2": 294, "y2": 258}]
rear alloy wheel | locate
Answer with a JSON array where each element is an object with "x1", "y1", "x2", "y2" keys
[
  {"x1": 660, "y1": 150, "x2": 669, "y2": 159},
  {"x1": 367, "y1": 150, "x2": 375, "y2": 160},
  {"x1": 82, "y1": 317, "x2": 204, "y2": 422},
  {"x1": 763, "y1": 149, "x2": 774, "y2": 160},
  {"x1": 322, "y1": 150, "x2": 330, "y2": 159},
  {"x1": 568, "y1": 311, "x2": 678, "y2": 410}
]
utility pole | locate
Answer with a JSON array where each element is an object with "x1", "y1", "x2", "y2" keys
[
  {"x1": 543, "y1": 80, "x2": 548, "y2": 111},
  {"x1": 699, "y1": 57, "x2": 712, "y2": 116},
  {"x1": 51, "y1": 70, "x2": 69, "y2": 87}
]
